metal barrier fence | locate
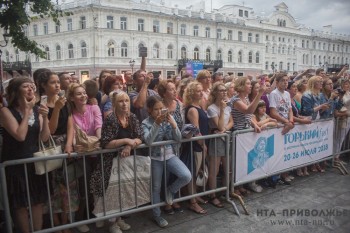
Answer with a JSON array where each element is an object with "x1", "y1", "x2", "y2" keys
[{"x1": 0, "y1": 133, "x2": 237, "y2": 233}]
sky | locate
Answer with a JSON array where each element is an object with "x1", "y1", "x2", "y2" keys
[{"x1": 162, "y1": 0, "x2": 350, "y2": 35}]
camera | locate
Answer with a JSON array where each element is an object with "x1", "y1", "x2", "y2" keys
[
  {"x1": 161, "y1": 108, "x2": 168, "y2": 115},
  {"x1": 337, "y1": 88, "x2": 346, "y2": 95}
]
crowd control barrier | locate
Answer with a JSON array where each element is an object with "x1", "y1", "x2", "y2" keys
[{"x1": 0, "y1": 133, "x2": 237, "y2": 233}]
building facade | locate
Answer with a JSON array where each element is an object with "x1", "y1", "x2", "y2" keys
[{"x1": 1, "y1": 0, "x2": 350, "y2": 82}]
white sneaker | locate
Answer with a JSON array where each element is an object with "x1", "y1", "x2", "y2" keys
[
  {"x1": 287, "y1": 175, "x2": 295, "y2": 180},
  {"x1": 248, "y1": 182, "x2": 263, "y2": 193},
  {"x1": 96, "y1": 220, "x2": 105, "y2": 228},
  {"x1": 284, "y1": 177, "x2": 292, "y2": 182},
  {"x1": 109, "y1": 223, "x2": 122, "y2": 233},
  {"x1": 117, "y1": 219, "x2": 131, "y2": 231},
  {"x1": 76, "y1": 224, "x2": 90, "y2": 233}
]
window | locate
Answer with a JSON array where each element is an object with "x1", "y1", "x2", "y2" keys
[
  {"x1": 121, "y1": 42, "x2": 127, "y2": 57},
  {"x1": 228, "y1": 50, "x2": 232, "y2": 62},
  {"x1": 107, "y1": 16, "x2": 114, "y2": 29},
  {"x1": 266, "y1": 45, "x2": 269, "y2": 53},
  {"x1": 153, "y1": 43, "x2": 160, "y2": 58},
  {"x1": 138, "y1": 19, "x2": 144, "y2": 31},
  {"x1": 244, "y1": 10, "x2": 248, "y2": 17},
  {"x1": 287, "y1": 47, "x2": 290, "y2": 54},
  {"x1": 180, "y1": 24, "x2": 186, "y2": 35},
  {"x1": 306, "y1": 40, "x2": 309, "y2": 48},
  {"x1": 43, "y1": 23, "x2": 48, "y2": 35},
  {"x1": 5, "y1": 50, "x2": 9, "y2": 62},
  {"x1": 55, "y1": 23, "x2": 60, "y2": 33},
  {"x1": 153, "y1": 20, "x2": 160, "y2": 33},
  {"x1": 15, "y1": 49, "x2": 19, "y2": 61},
  {"x1": 120, "y1": 17, "x2": 127, "y2": 30},
  {"x1": 306, "y1": 54, "x2": 309, "y2": 64},
  {"x1": 293, "y1": 63, "x2": 295, "y2": 71},
  {"x1": 181, "y1": 46, "x2": 187, "y2": 59},
  {"x1": 272, "y1": 46, "x2": 275, "y2": 54},
  {"x1": 248, "y1": 51, "x2": 252, "y2": 63},
  {"x1": 193, "y1": 25, "x2": 199, "y2": 37},
  {"x1": 56, "y1": 45, "x2": 61, "y2": 60},
  {"x1": 80, "y1": 16, "x2": 86, "y2": 29},
  {"x1": 333, "y1": 44, "x2": 335, "y2": 51},
  {"x1": 228, "y1": 30, "x2": 233, "y2": 40},
  {"x1": 239, "y1": 9, "x2": 243, "y2": 17},
  {"x1": 25, "y1": 52, "x2": 30, "y2": 62},
  {"x1": 205, "y1": 27, "x2": 210, "y2": 38},
  {"x1": 206, "y1": 48, "x2": 211, "y2": 61},
  {"x1": 138, "y1": 43, "x2": 145, "y2": 57},
  {"x1": 287, "y1": 63, "x2": 290, "y2": 71},
  {"x1": 194, "y1": 47, "x2": 199, "y2": 60},
  {"x1": 238, "y1": 51, "x2": 242, "y2": 63},
  {"x1": 167, "y1": 22, "x2": 173, "y2": 34},
  {"x1": 217, "y1": 50, "x2": 222, "y2": 60},
  {"x1": 255, "y1": 34, "x2": 259, "y2": 43},
  {"x1": 282, "y1": 46, "x2": 285, "y2": 54},
  {"x1": 337, "y1": 45, "x2": 340, "y2": 52},
  {"x1": 217, "y1": 29, "x2": 222, "y2": 39},
  {"x1": 302, "y1": 40, "x2": 304, "y2": 48},
  {"x1": 318, "y1": 42, "x2": 321, "y2": 50},
  {"x1": 33, "y1": 24, "x2": 38, "y2": 36},
  {"x1": 293, "y1": 47, "x2": 296, "y2": 55},
  {"x1": 68, "y1": 43, "x2": 74, "y2": 58},
  {"x1": 67, "y1": 18, "x2": 72, "y2": 31},
  {"x1": 248, "y1": 33, "x2": 252, "y2": 42},
  {"x1": 45, "y1": 47, "x2": 50, "y2": 60},
  {"x1": 278, "y1": 37, "x2": 281, "y2": 42},
  {"x1": 323, "y1": 43, "x2": 326, "y2": 50},
  {"x1": 314, "y1": 55, "x2": 316, "y2": 65},
  {"x1": 108, "y1": 41, "x2": 115, "y2": 56},
  {"x1": 255, "y1": 52, "x2": 259, "y2": 63},
  {"x1": 266, "y1": 35, "x2": 269, "y2": 41},
  {"x1": 81, "y1": 41, "x2": 87, "y2": 58},
  {"x1": 265, "y1": 61, "x2": 269, "y2": 70},
  {"x1": 302, "y1": 54, "x2": 305, "y2": 64},
  {"x1": 167, "y1": 44, "x2": 173, "y2": 59},
  {"x1": 313, "y1": 41, "x2": 316, "y2": 49},
  {"x1": 23, "y1": 26, "x2": 28, "y2": 37},
  {"x1": 278, "y1": 46, "x2": 281, "y2": 54},
  {"x1": 238, "y1": 31, "x2": 242, "y2": 41}
]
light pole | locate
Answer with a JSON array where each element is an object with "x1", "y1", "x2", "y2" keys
[
  {"x1": 129, "y1": 59, "x2": 135, "y2": 73},
  {"x1": 0, "y1": 31, "x2": 10, "y2": 93}
]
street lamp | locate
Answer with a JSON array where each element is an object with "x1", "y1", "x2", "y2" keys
[
  {"x1": 0, "y1": 31, "x2": 10, "y2": 93},
  {"x1": 129, "y1": 59, "x2": 135, "y2": 73}
]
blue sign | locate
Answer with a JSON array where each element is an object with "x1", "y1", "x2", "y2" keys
[{"x1": 247, "y1": 135, "x2": 275, "y2": 174}]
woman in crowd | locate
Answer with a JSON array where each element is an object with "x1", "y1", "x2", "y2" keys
[
  {"x1": 0, "y1": 78, "x2": 50, "y2": 233},
  {"x1": 260, "y1": 81, "x2": 272, "y2": 115},
  {"x1": 207, "y1": 83, "x2": 233, "y2": 208},
  {"x1": 252, "y1": 100, "x2": 278, "y2": 129},
  {"x1": 196, "y1": 70, "x2": 212, "y2": 110},
  {"x1": 83, "y1": 79, "x2": 99, "y2": 106},
  {"x1": 321, "y1": 78, "x2": 341, "y2": 119},
  {"x1": 181, "y1": 81, "x2": 209, "y2": 214},
  {"x1": 142, "y1": 96, "x2": 191, "y2": 227},
  {"x1": 334, "y1": 79, "x2": 350, "y2": 163},
  {"x1": 39, "y1": 71, "x2": 78, "y2": 233},
  {"x1": 293, "y1": 78, "x2": 308, "y2": 111},
  {"x1": 225, "y1": 81, "x2": 236, "y2": 100},
  {"x1": 301, "y1": 76, "x2": 330, "y2": 173},
  {"x1": 90, "y1": 91, "x2": 142, "y2": 233},
  {"x1": 96, "y1": 70, "x2": 112, "y2": 110},
  {"x1": 230, "y1": 77, "x2": 266, "y2": 194},
  {"x1": 248, "y1": 81, "x2": 260, "y2": 103},
  {"x1": 102, "y1": 75, "x2": 124, "y2": 118},
  {"x1": 65, "y1": 83, "x2": 102, "y2": 232},
  {"x1": 177, "y1": 78, "x2": 193, "y2": 103}
]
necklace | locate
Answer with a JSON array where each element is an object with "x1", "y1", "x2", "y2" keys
[{"x1": 117, "y1": 114, "x2": 129, "y2": 128}]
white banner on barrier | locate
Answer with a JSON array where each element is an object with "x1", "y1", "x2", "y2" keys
[{"x1": 235, "y1": 120, "x2": 334, "y2": 183}]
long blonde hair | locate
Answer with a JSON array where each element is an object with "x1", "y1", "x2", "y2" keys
[
  {"x1": 183, "y1": 81, "x2": 202, "y2": 107},
  {"x1": 307, "y1": 76, "x2": 322, "y2": 95}
]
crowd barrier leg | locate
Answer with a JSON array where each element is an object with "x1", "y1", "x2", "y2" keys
[{"x1": 332, "y1": 118, "x2": 350, "y2": 175}]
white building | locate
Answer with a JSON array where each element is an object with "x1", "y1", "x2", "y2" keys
[{"x1": 1, "y1": 0, "x2": 350, "y2": 81}]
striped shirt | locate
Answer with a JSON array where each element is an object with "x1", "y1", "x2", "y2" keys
[{"x1": 230, "y1": 95, "x2": 253, "y2": 130}]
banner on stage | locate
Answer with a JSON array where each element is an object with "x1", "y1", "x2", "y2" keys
[{"x1": 235, "y1": 120, "x2": 334, "y2": 183}]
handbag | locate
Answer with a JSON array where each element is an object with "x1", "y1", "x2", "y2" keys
[
  {"x1": 196, "y1": 164, "x2": 208, "y2": 187},
  {"x1": 34, "y1": 135, "x2": 63, "y2": 175},
  {"x1": 74, "y1": 124, "x2": 100, "y2": 153}
]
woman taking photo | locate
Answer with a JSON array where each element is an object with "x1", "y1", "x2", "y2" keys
[
  {"x1": 207, "y1": 83, "x2": 233, "y2": 208},
  {"x1": 90, "y1": 91, "x2": 142, "y2": 233},
  {"x1": 0, "y1": 78, "x2": 50, "y2": 233},
  {"x1": 142, "y1": 96, "x2": 191, "y2": 227}
]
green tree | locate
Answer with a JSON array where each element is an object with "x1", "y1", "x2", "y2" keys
[{"x1": 0, "y1": 0, "x2": 71, "y2": 58}]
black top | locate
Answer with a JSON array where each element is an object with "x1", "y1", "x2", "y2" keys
[
  {"x1": 1, "y1": 106, "x2": 40, "y2": 162},
  {"x1": 48, "y1": 105, "x2": 69, "y2": 135}
]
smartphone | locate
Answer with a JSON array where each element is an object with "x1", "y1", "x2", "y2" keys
[
  {"x1": 337, "y1": 88, "x2": 346, "y2": 95},
  {"x1": 58, "y1": 90, "x2": 65, "y2": 97},
  {"x1": 161, "y1": 108, "x2": 168, "y2": 115},
  {"x1": 41, "y1": 95, "x2": 48, "y2": 105}
]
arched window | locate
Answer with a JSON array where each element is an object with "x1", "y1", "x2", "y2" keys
[
  {"x1": 238, "y1": 51, "x2": 242, "y2": 63},
  {"x1": 255, "y1": 52, "x2": 260, "y2": 63},
  {"x1": 206, "y1": 48, "x2": 211, "y2": 61},
  {"x1": 248, "y1": 51, "x2": 252, "y2": 63},
  {"x1": 108, "y1": 41, "x2": 115, "y2": 57},
  {"x1": 68, "y1": 43, "x2": 74, "y2": 59},
  {"x1": 153, "y1": 43, "x2": 160, "y2": 58},
  {"x1": 121, "y1": 42, "x2": 128, "y2": 57},
  {"x1": 56, "y1": 45, "x2": 61, "y2": 60},
  {"x1": 45, "y1": 47, "x2": 50, "y2": 60},
  {"x1": 216, "y1": 49, "x2": 222, "y2": 60},
  {"x1": 248, "y1": 33, "x2": 252, "y2": 42},
  {"x1": 167, "y1": 44, "x2": 173, "y2": 59},
  {"x1": 194, "y1": 47, "x2": 199, "y2": 60},
  {"x1": 181, "y1": 46, "x2": 187, "y2": 59},
  {"x1": 138, "y1": 43, "x2": 144, "y2": 57},
  {"x1": 81, "y1": 41, "x2": 87, "y2": 58},
  {"x1": 15, "y1": 49, "x2": 19, "y2": 61},
  {"x1": 5, "y1": 50, "x2": 9, "y2": 62},
  {"x1": 228, "y1": 50, "x2": 232, "y2": 62}
]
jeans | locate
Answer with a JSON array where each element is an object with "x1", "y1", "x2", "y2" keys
[{"x1": 151, "y1": 156, "x2": 191, "y2": 217}]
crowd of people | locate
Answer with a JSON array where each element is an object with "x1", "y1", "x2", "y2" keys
[{"x1": 0, "y1": 64, "x2": 349, "y2": 233}]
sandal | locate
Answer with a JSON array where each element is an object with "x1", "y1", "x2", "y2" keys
[
  {"x1": 296, "y1": 169, "x2": 304, "y2": 177},
  {"x1": 189, "y1": 202, "x2": 207, "y2": 215},
  {"x1": 316, "y1": 164, "x2": 325, "y2": 173},
  {"x1": 209, "y1": 197, "x2": 224, "y2": 208},
  {"x1": 195, "y1": 196, "x2": 208, "y2": 204},
  {"x1": 310, "y1": 165, "x2": 317, "y2": 172}
]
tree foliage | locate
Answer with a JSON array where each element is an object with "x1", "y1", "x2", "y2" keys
[{"x1": 0, "y1": 0, "x2": 71, "y2": 58}]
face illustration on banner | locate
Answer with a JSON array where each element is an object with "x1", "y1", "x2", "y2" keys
[{"x1": 248, "y1": 136, "x2": 275, "y2": 174}]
